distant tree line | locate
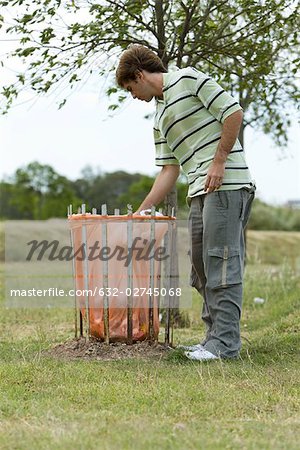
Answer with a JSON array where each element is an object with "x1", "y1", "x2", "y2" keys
[
  {"x1": 0, "y1": 161, "x2": 189, "y2": 219},
  {"x1": 248, "y1": 199, "x2": 300, "y2": 232},
  {"x1": 1, "y1": 161, "x2": 299, "y2": 231}
]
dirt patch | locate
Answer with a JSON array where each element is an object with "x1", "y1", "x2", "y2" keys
[{"x1": 46, "y1": 337, "x2": 173, "y2": 361}]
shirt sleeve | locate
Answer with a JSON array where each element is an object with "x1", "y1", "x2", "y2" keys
[
  {"x1": 154, "y1": 128, "x2": 180, "y2": 166},
  {"x1": 194, "y1": 71, "x2": 242, "y2": 123}
]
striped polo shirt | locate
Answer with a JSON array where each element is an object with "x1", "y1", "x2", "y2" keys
[{"x1": 154, "y1": 67, "x2": 253, "y2": 198}]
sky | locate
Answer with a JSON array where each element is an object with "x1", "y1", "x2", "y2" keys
[{"x1": 1, "y1": 82, "x2": 299, "y2": 207}]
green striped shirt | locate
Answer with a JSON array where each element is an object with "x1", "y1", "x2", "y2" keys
[{"x1": 154, "y1": 67, "x2": 253, "y2": 198}]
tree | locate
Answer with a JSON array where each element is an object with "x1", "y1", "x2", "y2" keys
[
  {"x1": 117, "y1": 175, "x2": 156, "y2": 212},
  {"x1": 2, "y1": 161, "x2": 79, "y2": 219},
  {"x1": 1, "y1": 1, "x2": 299, "y2": 142},
  {"x1": 72, "y1": 170, "x2": 143, "y2": 212},
  {"x1": 0, "y1": 181, "x2": 24, "y2": 218},
  {"x1": 248, "y1": 198, "x2": 300, "y2": 231}
]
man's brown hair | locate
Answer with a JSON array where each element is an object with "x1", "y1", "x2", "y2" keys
[{"x1": 116, "y1": 44, "x2": 167, "y2": 87}]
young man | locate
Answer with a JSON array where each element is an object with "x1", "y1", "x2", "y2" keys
[{"x1": 116, "y1": 44, "x2": 255, "y2": 361}]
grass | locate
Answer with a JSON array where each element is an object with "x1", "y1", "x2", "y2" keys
[{"x1": 0, "y1": 228, "x2": 300, "y2": 449}]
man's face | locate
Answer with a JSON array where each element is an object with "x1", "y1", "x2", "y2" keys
[{"x1": 124, "y1": 72, "x2": 154, "y2": 102}]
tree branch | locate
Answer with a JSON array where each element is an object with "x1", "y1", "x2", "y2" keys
[{"x1": 176, "y1": 0, "x2": 198, "y2": 67}]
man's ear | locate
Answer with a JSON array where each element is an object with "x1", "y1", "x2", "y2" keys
[{"x1": 134, "y1": 70, "x2": 143, "y2": 81}]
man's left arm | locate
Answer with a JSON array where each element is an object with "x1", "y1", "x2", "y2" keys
[{"x1": 204, "y1": 109, "x2": 243, "y2": 193}]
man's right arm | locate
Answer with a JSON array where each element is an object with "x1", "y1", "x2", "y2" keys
[{"x1": 135, "y1": 165, "x2": 180, "y2": 214}]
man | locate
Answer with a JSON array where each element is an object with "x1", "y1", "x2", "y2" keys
[{"x1": 116, "y1": 44, "x2": 255, "y2": 361}]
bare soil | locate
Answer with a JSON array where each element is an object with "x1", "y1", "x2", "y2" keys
[{"x1": 46, "y1": 337, "x2": 173, "y2": 361}]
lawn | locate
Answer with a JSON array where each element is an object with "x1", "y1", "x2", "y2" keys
[{"x1": 0, "y1": 228, "x2": 299, "y2": 449}]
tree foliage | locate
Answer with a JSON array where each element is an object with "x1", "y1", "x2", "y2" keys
[
  {"x1": 0, "y1": 162, "x2": 188, "y2": 218},
  {"x1": 1, "y1": 0, "x2": 299, "y2": 146},
  {"x1": 248, "y1": 198, "x2": 300, "y2": 231},
  {"x1": 0, "y1": 161, "x2": 79, "y2": 219},
  {"x1": 72, "y1": 169, "x2": 143, "y2": 211}
]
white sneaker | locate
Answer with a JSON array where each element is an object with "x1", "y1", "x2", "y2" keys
[
  {"x1": 177, "y1": 343, "x2": 203, "y2": 352},
  {"x1": 185, "y1": 347, "x2": 218, "y2": 361}
]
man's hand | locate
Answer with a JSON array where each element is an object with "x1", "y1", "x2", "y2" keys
[
  {"x1": 204, "y1": 159, "x2": 225, "y2": 193},
  {"x1": 204, "y1": 110, "x2": 243, "y2": 193}
]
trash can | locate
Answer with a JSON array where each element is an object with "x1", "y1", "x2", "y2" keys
[{"x1": 68, "y1": 205, "x2": 176, "y2": 344}]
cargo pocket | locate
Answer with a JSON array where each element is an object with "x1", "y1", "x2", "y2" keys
[{"x1": 206, "y1": 246, "x2": 243, "y2": 289}]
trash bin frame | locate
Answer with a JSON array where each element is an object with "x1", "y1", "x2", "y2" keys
[{"x1": 67, "y1": 204, "x2": 176, "y2": 346}]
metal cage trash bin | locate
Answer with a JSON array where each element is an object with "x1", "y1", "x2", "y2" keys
[{"x1": 68, "y1": 204, "x2": 176, "y2": 345}]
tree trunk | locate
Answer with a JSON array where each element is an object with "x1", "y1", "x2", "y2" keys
[
  {"x1": 154, "y1": 1, "x2": 181, "y2": 330},
  {"x1": 238, "y1": 111, "x2": 249, "y2": 264}
]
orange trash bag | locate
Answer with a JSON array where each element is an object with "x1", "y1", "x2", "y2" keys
[{"x1": 68, "y1": 213, "x2": 173, "y2": 342}]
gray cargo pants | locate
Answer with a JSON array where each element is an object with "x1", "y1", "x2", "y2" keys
[{"x1": 188, "y1": 188, "x2": 255, "y2": 358}]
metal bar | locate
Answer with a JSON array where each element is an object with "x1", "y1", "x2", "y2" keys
[
  {"x1": 126, "y1": 205, "x2": 133, "y2": 344},
  {"x1": 148, "y1": 205, "x2": 156, "y2": 341},
  {"x1": 92, "y1": 208, "x2": 97, "y2": 215},
  {"x1": 155, "y1": 201, "x2": 163, "y2": 325},
  {"x1": 69, "y1": 227, "x2": 78, "y2": 338},
  {"x1": 164, "y1": 220, "x2": 172, "y2": 345},
  {"x1": 79, "y1": 310, "x2": 83, "y2": 337},
  {"x1": 101, "y1": 204, "x2": 109, "y2": 344},
  {"x1": 81, "y1": 203, "x2": 86, "y2": 215},
  {"x1": 82, "y1": 220, "x2": 90, "y2": 340},
  {"x1": 156, "y1": 260, "x2": 161, "y2": 329},
  {"x1": 171, "y1": 310, "x2": 174, "y2": 347},
  {"x1": 170, "y1": 220, "x2": 178, "y2": 348},
  {"x1": 72, "y1": 202, "x2": 80, "y2": 337},
  {"x1": 114, "y1": 208, "x2": 120, "y2": 215},
  {"x1": 167, "y1": 202, "x2": 175, "y2": 344}
]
